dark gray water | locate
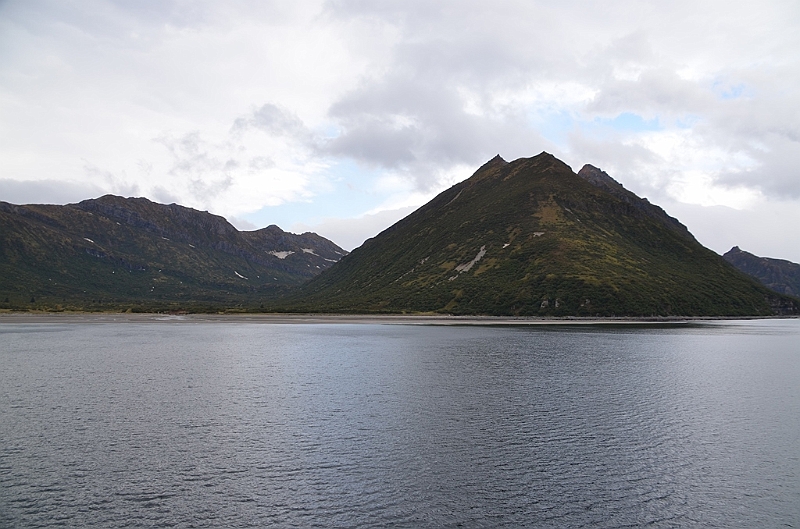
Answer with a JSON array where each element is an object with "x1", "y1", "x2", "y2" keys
[{"x1": 1, "y1": 318, "x2": 799, "y2": 528}]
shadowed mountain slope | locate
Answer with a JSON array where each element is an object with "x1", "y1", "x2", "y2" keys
[
  {"x1": 286, "y1": 153, "x2": 798, "y2": 316},
  {"x1": 0, "y1": 195, "x2": 346, "y2": 310},
  {"x1": 723, "y1": 246, "x2": 800, "y2": 298}
]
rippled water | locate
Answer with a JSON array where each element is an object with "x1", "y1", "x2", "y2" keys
[{"x1": 1, "y1": 318, "x2": 799, "y2": 527}]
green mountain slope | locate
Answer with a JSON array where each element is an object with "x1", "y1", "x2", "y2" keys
[
  {"x1": 286, "y1": 153, "x2": 798, "y2": 316},
  {"x1": 723, "y1": 246, "x2": 800, "y2": 297},
  {"x1": 0, "y1": 195, "x2": 346, "y2": 311}
]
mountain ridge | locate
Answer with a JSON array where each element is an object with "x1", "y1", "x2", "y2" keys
[
  {"x1": 4, "y1": 157, "x2": 799, "y2": 316},
  {"x1": 284, "y1": 153, "x2": 798, "y2": 316},
  {"x1": 0, "y1": 195, "x2": 346, "y2": 311},
  {"x1": 723, "y1": 246, "x2": 800, "y2": 298}
]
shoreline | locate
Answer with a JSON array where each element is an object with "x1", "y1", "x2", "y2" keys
[{"x1": 0, "y1": 312, "x2": 796, "y2": 326}]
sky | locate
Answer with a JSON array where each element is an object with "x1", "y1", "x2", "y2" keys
[{"x1": 1, "y1": 0, "x2": 799, "y2": 261}]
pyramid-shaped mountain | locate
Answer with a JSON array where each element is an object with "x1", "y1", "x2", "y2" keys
[
  {"x1": 289, "y1": 153, "x2": 798, "y2": 316},
  {"x1": 0, "y1": 195, "x2": 346, "y2": 311}
]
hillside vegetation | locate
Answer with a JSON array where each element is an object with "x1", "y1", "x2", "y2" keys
[
  {"x1": 283, "y1": 153, "x2": 798, "y2": 316},
  {"x1": 0, "y1": 195, "x2": 345, "y2": 312}
]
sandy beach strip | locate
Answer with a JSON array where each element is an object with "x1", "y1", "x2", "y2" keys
[{"x1": 1, "y1": 311, "x2": 790, "y2": 326}]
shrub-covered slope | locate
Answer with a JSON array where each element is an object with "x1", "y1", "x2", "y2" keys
[
  {"x1": 0, "y1": 195, "x2": 346, "y2": 311},
  {"x1": 287, "y1": 153, "x2": 798, "y2": 316}
]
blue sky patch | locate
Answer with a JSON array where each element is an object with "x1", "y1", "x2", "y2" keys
[
  {"x1": 595, "y1": 113, "x2": 661, "y2": 132},
  {"x1": 241, "y1": 160, "x2": 386, "y2": 230},
  {"x1": 532, "y1": 110, "x2": 576, "y2": 148},
  {"x1": 712, "y1": 81, "x2": 749, "y2": 100}
]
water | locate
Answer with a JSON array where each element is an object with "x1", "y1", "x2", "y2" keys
[{"x1": 1, "y1": 318, "x2": 799, "y2": 527}]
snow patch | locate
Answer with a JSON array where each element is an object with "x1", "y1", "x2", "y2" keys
[
  {"x1": 83, "y1": 238, "x2": 95, "y2": 243},
  {"x1": 324, "y1": 258, "x2": 338, "y2": 262},
  {"x1": 269, "y1": 250, "x2": 294, "y2": 259},
  {"x1": 301, "y1": 248, "x2": 317, "y2": 255},
  {"x1": 455, "y1": 245, "x2": 486, "y2": 273},
  {"x1": 502, "y1": 243, "x2": 510, "y2": 248},
  {"x1": 533, "y1": 232, "x2": 545, "y2": 237},
  {"x1": 234, "y1": 271, "x2": 248, "y2": 280}
]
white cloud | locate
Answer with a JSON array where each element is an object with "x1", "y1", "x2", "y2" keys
[
  {"x1": 292, "y1": 206, "x2": 417, "y2": 251},
  {"x1": 0, "y1": 179, "x2": 104, "y2": 205},
  {"x1": 0, "y1": 0, "x2": 799, "y2": 258},
  {"x1": 663, "y1": 198, "x2": 800, "y2": 264}
]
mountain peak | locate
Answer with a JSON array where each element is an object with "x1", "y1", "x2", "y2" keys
[
  {"x1": 290, "y1": 153, "x2": 797, "y2": 316},
  {"x1": 477, "y1": 154, "x2": 508, "y2": 171},
  {"x1": 577, "y1": 164, "x2": 692, "y2": 240},
  {"x1": 577, "y1": 164, "x2": 624, "y2": 191},
  {"x1": 723, "y1": 246, "x2": 800, "y2": 298}
]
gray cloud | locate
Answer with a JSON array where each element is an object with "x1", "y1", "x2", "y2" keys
[
  {"x1": 0, "y1": 179, "x2": 104, "y2": 205},
  {"x1": 155, "y1": 132, "x2": 236, "y2": 201},
  {"x1": 2, "y1": 0, "x2": 799, "y2": 255},
  {"x1": 82, "y1": 162, "x2": 141, "y2": 198},
  {"x1": 564, "y1": 133, "x2": 663, "y2": 191},
  {"x1": 663, "y1": 199, "x2": 800, "y2": 264},
  {"x1": 324, "y1": 79, "x2": 549, "y2": 189},
  {"x1": 718, "y1": 138, "x2": 800, "y2": 198},
  {"x1": 322, "y1": 0, "x2": 800, "y2": 200},
  {"x1": 319, "y1": 0, "x2": 585, "y2": 187},
  {"x1": 232, "y1": 103, "x2": 309, "y2": 139},
  {"x1": 586, "y1": 68, "x2": 714, "y2": 118}
]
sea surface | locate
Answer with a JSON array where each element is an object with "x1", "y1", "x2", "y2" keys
[{"x1": 1, "y1": 317, "x2": 799, "y2": 528}]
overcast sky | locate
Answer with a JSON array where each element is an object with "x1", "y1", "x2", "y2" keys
[{"x1": 1, "y1": 0, "x2": 799, "y2": 260}]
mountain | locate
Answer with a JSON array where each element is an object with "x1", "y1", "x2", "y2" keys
[
  {"x1": 285, "y1": 153, "x2": 798, "y2": 316},
  {"x1": 0, "y1": 195, "x2": 346, "y2": 311},
  {"x1": 723, "y1": 247, "x2": 800, "y2": 298}
]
